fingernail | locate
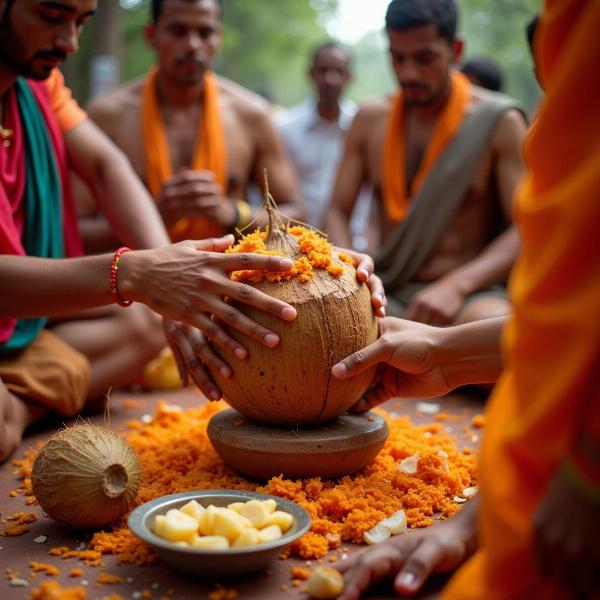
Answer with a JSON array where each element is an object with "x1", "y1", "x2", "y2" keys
[
  {"x1": 399, "y1": 572, "x2": 416, "y2": 587},
  {"x1": 332, "y1": 363, "x2": 347, "y2": 377},
  {"x1": 219, "y1": 367, "x2": 231, "y2": 378},
  {"x1": 234, "y1": 347, "x2": 247, "y2": 359},
  {"x1": 280, "y1": 258, "x2": 293, "y2": 268},
  {"x1": 210, "y1": 390, "x2": 220, "y2": 400},
  {"x1": 264, "y1": 333, "x2": 279, "y2": 347},
  {"x1": 358, "y1": 269, "x2": 369, "y2": 278},
  {"x1": 280, "y1": 306, "x2": 297, "y2": 320}
]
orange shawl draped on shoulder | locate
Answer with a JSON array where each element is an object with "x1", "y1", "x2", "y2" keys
[
  {"x1": 442, "y1": 2, "x2": 600, "y2": 598},
  {"x1": 141, "y1": 67, "x2": 227, "y2": 241},
  {"x1": 382, "y1": 70, "x2": 471, "y2": 223}
]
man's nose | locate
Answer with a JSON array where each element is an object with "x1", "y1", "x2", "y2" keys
[
  {"x1": 324, "y1": 69, "x2": 343, "y2": 86},
  {"x1": 397, "y1": 59, "x2": 420, "y2": 81},
  {"x1": 54, "y1": 23, "x2": 79, "y2": 55}
]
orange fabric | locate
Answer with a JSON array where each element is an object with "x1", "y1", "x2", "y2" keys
[
  {"x1": 381, "y1": 70, "x2": 471, "y2": 223},
  {"x1": 141, "y1": 67, "x2": 227, "y2": 241},
  {"x1": 0, "y1": 330, "x2": 90, "y2": 417},
  {"x1": 44, "y1": 69, "x2": 87, "y2": 133},
  {"x1": 443, "y1": 2, "x2": 600, "y2": 599}
]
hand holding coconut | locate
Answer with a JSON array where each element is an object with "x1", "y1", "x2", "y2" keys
[{"x1": 332, "y1": 316, "x2": 506, "y2": 413}]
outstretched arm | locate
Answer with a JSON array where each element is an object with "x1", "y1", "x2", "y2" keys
[
  {"x1": 332, "y1": 316, "x2": 505, "y2": 411},
  {"x1": 337, "y1": 496, "x2": 479, "y2": 599}
]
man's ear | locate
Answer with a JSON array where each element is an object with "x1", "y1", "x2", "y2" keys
[
  {"x1": 452, "y1": 38, "x2": 464, "y2": 65},
  {"x1": 144, "y1": 23, "x2": 156, "y2": 48}
]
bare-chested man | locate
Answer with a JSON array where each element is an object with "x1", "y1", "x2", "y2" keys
[
  {"x1": 326, "y1": 0, "x2": 527, "y2": 325},
  {"x1": 80, "y1": 0, "x2": 305, "y2": 252}
]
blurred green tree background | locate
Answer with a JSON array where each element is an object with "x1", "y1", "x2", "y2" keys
[{"x1": 65, "y1": 0, "x2": 540, "y2": 113}]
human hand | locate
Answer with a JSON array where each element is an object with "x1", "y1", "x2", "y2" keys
[
  {"x1": 335, "y1": 247, "x2": 387, "y2": 318},
  {"x1": 163, "y1": 318, "x2": 232, "y2": 401},
  {"x1": 533, "y1": 464, "x2": 600, "y2": 596},
  {"x1": 331, "y1": 317, "x2": 451, "y2": 412},
  {"x1": 156, "y1": 169, "x2": 237, "y2": 230},
  {"x1": 336, "y1": 506, "x2": 477, "y2": 600},
  {"x1": 404, "y1": 278, "x2": 466, "y2": 325},
  {"x1": 121, "y1": 236, "x2": 297, "y2": 358}
]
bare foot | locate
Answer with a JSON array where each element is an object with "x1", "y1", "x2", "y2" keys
[{"x1": 0, "y1": 381, "x2": 31, "y2": 462}]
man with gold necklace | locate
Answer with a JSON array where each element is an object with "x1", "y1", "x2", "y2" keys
[
  {"x1": 326, "y1": 0, "x2": 528, "y2": 326},
  {"x1": 81, "y1": 0, "x2": 305, "y2": 251}
]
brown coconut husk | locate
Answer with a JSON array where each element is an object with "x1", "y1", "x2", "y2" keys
[
  {"x1": 209, "y1": 173, "x2": 378, "y2": 425},
  {"x1": 31, "y1": 424, "x2": 140, "y2": 529}
]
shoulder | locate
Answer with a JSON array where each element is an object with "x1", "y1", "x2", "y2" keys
[
  {"x1": 468, "y1": 86, "x2": 528, "y2": 150},
  {"x1": 351, "y1": 95, "x2": 393, "y2": 131},
  {"x1": 217, "y1": 76, "x2": 272, "y2": 124},
  {"x1": 86, "y1": 78, "x2": 144, "y2": 127},
  {"x1": 276, "y1": 102, "x2": 311, "y2": 128}
]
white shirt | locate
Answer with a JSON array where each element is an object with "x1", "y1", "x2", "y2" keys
[{"x1": 277, "y1": 99, "x2": 358, "y2": 228}]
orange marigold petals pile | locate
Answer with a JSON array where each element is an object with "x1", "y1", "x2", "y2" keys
[
  {"x1": 227, "y1": 226, "x2": 354, "y2": 284},
  {"x1": 13, "y1": 401, "x2": 477, "y2": 566},
  {"x1": 27, "y1": 580, "x2": 87, "y2": 599}
]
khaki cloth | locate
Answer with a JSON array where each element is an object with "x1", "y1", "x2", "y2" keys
[{"x1": 0, "y1": 329, "x2": 90, "y2": 417}]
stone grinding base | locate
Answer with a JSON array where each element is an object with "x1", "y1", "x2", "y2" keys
[{"x1": 207, "y1": 408, "x2": 389, "y2": 481}]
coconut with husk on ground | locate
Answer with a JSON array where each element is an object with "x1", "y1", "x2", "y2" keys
[{"x1": 209, "y1": 174, "x2": 378, "y2": 425}]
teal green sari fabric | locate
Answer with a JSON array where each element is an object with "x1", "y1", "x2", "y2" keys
[{"x1": 0, "y1": 78, "x2": 64, "y2": 356}]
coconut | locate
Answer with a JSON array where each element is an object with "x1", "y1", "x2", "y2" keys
[
  {"x1": 32, "y1": 424, "x2": 140, "y2": 529},
  {"x1": 209, "y1": 177, "x2": 378, "y2": 425}
]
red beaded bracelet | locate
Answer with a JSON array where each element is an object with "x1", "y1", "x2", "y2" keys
[{"x1": 109, "y1": 246, "x2": 133, "y2": 307}]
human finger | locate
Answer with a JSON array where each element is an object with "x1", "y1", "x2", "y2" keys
[
  {"x1": 393, "y1": 537, "x2": 447, "y2": 595},
  {"x1": 339, "y1": 543, "x2": 412, "y2": 600},
  {"x1": 331, "y1": 337, "x2": 394, "y2": 379},
  {"x1": 194, "y1": 235, "x2": 235, "y2": 253},
  {"x1": 349, "y1": 385, "x2": 390, "y2": 414},
  {"x1": 183, "y1": 325, "x2": 233, "y2": 380},
  {"x1": 210, "y1": 299, "x2": 285, "y2": 349},
  {"x1": 217, "y1": 252, "x2": 294, "y2": 273},
  {"x1": 176, "y1": 330, "x2": 222, "y2": 400},
  {"x1": 183, "y1": 311, "x2": 249, "y2": 362}
]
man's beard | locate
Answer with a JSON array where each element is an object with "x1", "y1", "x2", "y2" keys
[{"x1": 0, "y1": 9, "x2": 66, "y2": 79}]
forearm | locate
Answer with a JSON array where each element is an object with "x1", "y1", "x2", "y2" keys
[
  {"x1": 436, "y1": 316, "x2": 507, "y2": 389},
  {"x1": 93, "y1": 153, "x2": 170, "y2": 249},
  {"x1": 444, "y1": 227, "x2": 520, "y2": 295},
  {"x1": 325, "y1": 205, "x2": 354, "y2": 247},
  {"x1": 0, "y1": 255, "x2": 115, "y2": 317},
  {"x1": 78, "y1": 214, "x2": 122, "y2": 254}
]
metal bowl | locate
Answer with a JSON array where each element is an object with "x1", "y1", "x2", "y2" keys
[{"x1": 128, "y1": 489, "x2": 311, "y2": 578}]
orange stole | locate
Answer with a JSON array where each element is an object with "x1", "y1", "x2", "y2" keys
[
  {"x1": 382, "y1": 70, "x2": 471, "y2": 223},
  {"x1": 442, "y1": 2, "x2": 600, "y2": 599},
  {"x1": 141, "y1": 67, "x2": 227, "y2": 241}
]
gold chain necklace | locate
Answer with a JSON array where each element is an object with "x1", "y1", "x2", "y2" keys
[{"x1": 0, "y1": 122, "x2": 13, "y2": 148}]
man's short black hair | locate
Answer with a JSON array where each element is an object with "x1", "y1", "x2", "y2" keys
[
  {"x1": 151, "y1": 0, "x2": 223, "y2": 23},
  {"x1": 310, "y1": 41, "x2": 350, "y2": 69},
  {"x1": 385, "y1": 0, "x2": 458, "y2": 44},
  {"x1": 461, "y1": 57, "x2": 504, "y2": 92}
]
